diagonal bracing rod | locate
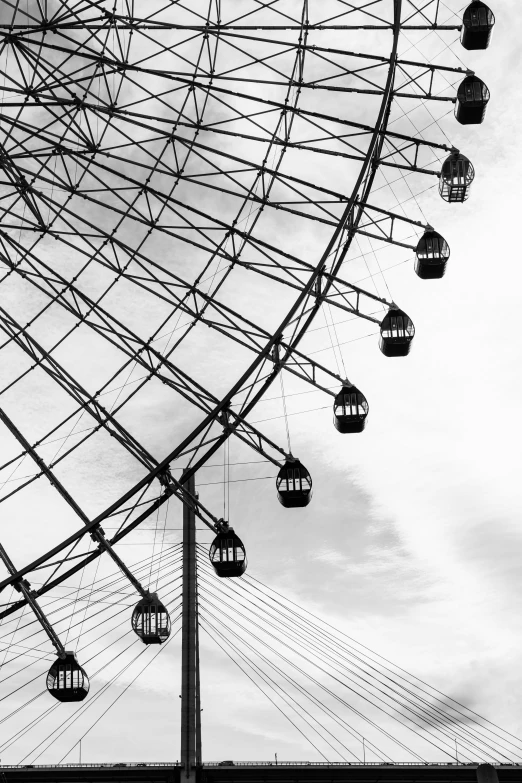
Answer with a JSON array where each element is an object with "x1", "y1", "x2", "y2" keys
[
  {"x1": 0, "y1": 405, "x2": 150, "y2": 598},
  {"x1": 0, "y1": 542, "x2": 66, "y2": 657}
]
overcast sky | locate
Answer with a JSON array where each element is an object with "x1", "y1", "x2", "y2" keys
[{"x1": 0, "y1": 0, "x2": 521, "y2": 767}]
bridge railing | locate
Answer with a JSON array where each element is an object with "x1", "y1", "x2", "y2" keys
[
  {"x1": 203, "y1": 762, "x2": 522, "y2": 768},
  {"x1": 0, "y1": 763, "x2": 179, "y2": 769},
  {"x1": 1, "y1": 762, "x2": 521, "y2": 770}
]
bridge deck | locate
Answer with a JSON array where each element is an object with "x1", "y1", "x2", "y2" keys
[{"x1": 1, "y1": 764, "x2": 521, "y2": 783}]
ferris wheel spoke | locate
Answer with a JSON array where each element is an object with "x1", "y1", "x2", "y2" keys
[
  {"x1": 0, "y1": 307, "x2": 157, "y2": 471},
  {"x1": 0, "y1": 209, "x2": 379, "y2": 402},
  {"x1": 40, "y1": 22, "x2": 461, "y2": 31},
  {"x1": 0, "y1": 405, "x2": 92, "y2": 523},
  {"x1": 165, "y1": 68, "x2": 460, "y2": 100},
  {"x1": 0, "y1": 404, "x2": 160, "y2": 605},
  {"x1": 0, "y1": 4, "x2": 464, "y2": 33},
  {"x1": 0, "y1": 542, "x2": 73, "y2": 660},
  {"x1": 1, "y1": 51, "x2": 456, "y2": 157},
  {"x1": 207, "y1": 31, "x2": 467, "y2": 84},
  {"x1": 13, "y1": 160, "x2": 397, "y2": 322},
  {"x1": 6, "y1": 0, "x2": 404, "y2": 31}
]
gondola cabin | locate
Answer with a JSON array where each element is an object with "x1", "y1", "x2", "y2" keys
[
  {"x1": 439, "y1": 152, "x2": 474, "y2": 203},
  {"x1": 379, "y1": 307, "x2": 414, "y2": 357},
  {"x1": 47, "y1": 652, "x2": 89, "y2": 702},
  {"x1": 461, "y1": 2, "x2": 495, "y2": 50},
  {"x1": 333, "y1": 385, "x2": 369, "y2": 433},
  {"x1": 131, "y1": 594, "x2": 171, "y2": 644},
  {"x1": 455, "y1": 75, "x2": 490, "y2": 125},
  {"x1": 415, "y1": 230, "x2": 450, "y2": 279},
  {"x1": 210, "y1": 528, "x2": 247, "y2": 578},
  {"x1": 276, "y1": 458, "x2": 312, "y2": 508}
]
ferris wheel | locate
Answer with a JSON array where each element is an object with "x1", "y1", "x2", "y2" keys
[{"x1": 0, "y1": 0, "x2": 495, "y2": 741}]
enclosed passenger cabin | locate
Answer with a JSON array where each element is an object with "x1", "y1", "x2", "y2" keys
[
  {"x1": 379, "y1": 307, "x2": 414, "y2": 357},
  {"x1": 333, "y1": 385, "x2": 369, "y2": 433},
  {"x1": 439, "y1": 152, "x2": 474, "y2": 203},
  {"x1": 210, "y1": 528, "x2": 247, "y2": 578},
  {"x1": 415, "y1": 230, "x2": 450, "y2": 279},
  {"x1": 455, "y1": 75, "x2": 490, "y2": 125},
  {"x1": 131, "y1": 594, "x2": 171, "y2": 644},
  {"x1": 461, "y1": 2, "x2": 495, "y2": 50},
  {"x1": 47, "y1": 652, "x2": 89, "y2": 702},
  {"x1": 276, "y1": 458, "x2": 312, "y2": 508}
]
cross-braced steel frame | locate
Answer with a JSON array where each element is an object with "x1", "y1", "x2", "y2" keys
[{"x1": 0, "y1": 0, "x2": 479, "y2": 634}]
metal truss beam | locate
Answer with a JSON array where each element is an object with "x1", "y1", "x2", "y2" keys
[
  {"x1": 0, "y1": 68, "x2": 454, "y2": 156},
  {"x1": 0, "y1": 111, "x2": 432, "y2": 253},
  {"x1": 0, "y1": 405, "x2": 153, "y2": 598},
  {"x1": 0, "y1": 542, "x2": 66, "y2": 656},
  {"x1": 0, "y1": 133, "x2": 396, "y2": 316},
  {"x1": 0, "y1": 25, "x2": 462, "y2": 33}
]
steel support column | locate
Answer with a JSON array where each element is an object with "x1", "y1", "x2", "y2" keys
[{"x1": 181, "y1": 473, "x2": 200, "y2": 780}]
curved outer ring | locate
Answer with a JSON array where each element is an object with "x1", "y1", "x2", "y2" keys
[{"x1": 0, "y1": 0, "x2": 402, "y2": 605}]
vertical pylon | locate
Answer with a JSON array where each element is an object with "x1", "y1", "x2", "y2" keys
[{"x1": 181, "y1": 472, "x2": 201, "y2": 781}]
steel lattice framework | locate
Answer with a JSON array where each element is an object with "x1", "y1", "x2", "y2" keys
[{"x1": 0, "y1": 0, "x2": 481, "y2": 639}]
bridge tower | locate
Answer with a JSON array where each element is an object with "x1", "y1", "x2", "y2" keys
[{"x1": 180, "y1": 473, "x2": 201, "y2": 782}]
